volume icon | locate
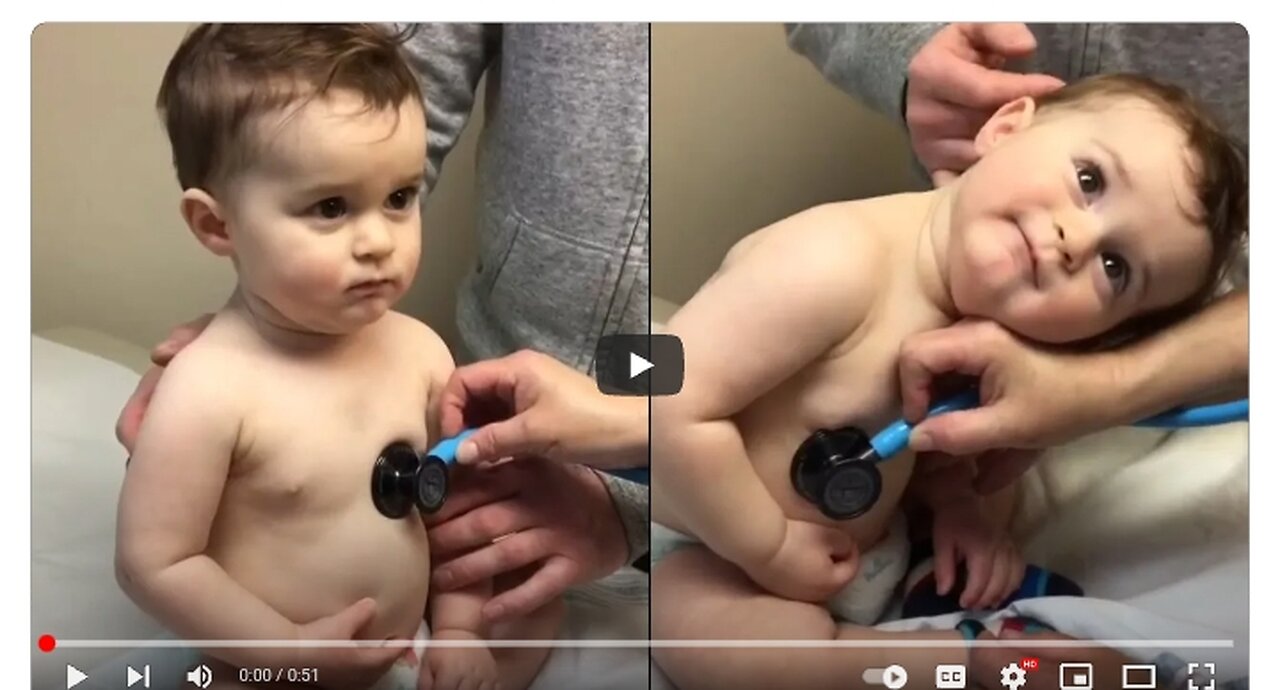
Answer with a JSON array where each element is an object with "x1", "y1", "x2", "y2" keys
[{"x1": 186, "y1": 663, "x2": 213, "y2": 688}]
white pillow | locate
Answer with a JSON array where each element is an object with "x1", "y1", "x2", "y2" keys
[{"x1": 32, "y1": 336, "x2": 166, "y2": 685}]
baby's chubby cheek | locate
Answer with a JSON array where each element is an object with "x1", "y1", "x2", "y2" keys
[{"x1": 277, "y1": 255, "x2": 351, "y2": 298}]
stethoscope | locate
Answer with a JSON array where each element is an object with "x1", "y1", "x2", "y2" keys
[
  {"x1": 371, "y1": 428, "x2": 650, "y2": 519},
  {"x1": 791, "y1": 390, "x2": 1250, "y2": 521}
]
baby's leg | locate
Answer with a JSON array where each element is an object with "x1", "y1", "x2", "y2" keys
[
  {"x1": 487, "y1": 572, "x2": 566, "y2": 690},
  {"x1": 653, "y1": 546, "x2": 966, "y2": 690}
]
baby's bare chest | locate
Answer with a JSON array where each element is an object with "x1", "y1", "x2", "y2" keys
[
  {"x1": 229, "y1": 353, "x2": 434, "y2": 512},
  {"x1": 781, "y1": 326, "x2": 911, "y2": 433}
]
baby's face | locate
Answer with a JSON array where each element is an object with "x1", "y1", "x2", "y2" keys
[
  {"x1": 221, "y1": 90, "x2": 427, "y2": 334},
  {"x1": 947, "y1": 98, "x2": 1213, "y2": 343}
]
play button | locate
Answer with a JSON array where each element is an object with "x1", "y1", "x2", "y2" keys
[
  {"x1": 594, "y1": 334, "x2": 684, "y2": 396},
  {"x1": 629, "y1": 353, "x2": 654, "y2": 378},
  {"x1": 66, "y1": 665, "x2": 87, "y2": 689},
  {"x1": 882, "y1": 664, "x2": 908, "y2": 689}
]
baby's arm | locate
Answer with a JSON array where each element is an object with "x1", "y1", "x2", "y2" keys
[
  {"x1": 115, "y1": 355, "x2": 301, "y2": 667},
  {"x1": 421, "y1": 580, "x2": 498, "y2": 689},
  {"x1": 413, "y1": 327, "x2": 500, "y2": 687},
  {"x1": 654, "y1": 205, "x2": 884, "y2": 600},
  {"x1": 909, "y1": 458, "x2": 1023, "y2": 609}
]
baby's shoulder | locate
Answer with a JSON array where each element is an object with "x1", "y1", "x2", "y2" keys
[
  {"x1": 724, "y1": 199, "x2": 890, "y2": 283},
  {"x1": 377, "y1": 312, "x2": 455, "y2": 374},
  {"x1": 151, "y1": 334, "x2": 252, "y2": 416}
]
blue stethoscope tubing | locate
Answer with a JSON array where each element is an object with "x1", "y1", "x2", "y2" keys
[
  {"x1": 869, "y1": 390, "x2": 1248, "y2": 461},
  {"x1": 426, "y1": 428, "x2": 650, "y2": 484},
  {"x1": 426, "y1": 396, "x2": 1248, "y2": 484}
]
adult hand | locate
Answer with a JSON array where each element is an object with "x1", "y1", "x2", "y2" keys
[
  {"x1": 115, "y1": 313, "x2": 215, "y2": 453},
  {"x1": 426, "y1": 458, "x2": 629, "y2": 623},
  {"x1": 439, "y1": 349, "x2": 647, "y2": 470},
  {"x1": 898, "y1": 319, "x2": 1122, "y2": 459},
  {"x1": 905, "y1": 23, "x2": 1064, "y2": 184}
]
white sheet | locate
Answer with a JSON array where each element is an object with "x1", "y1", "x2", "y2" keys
[{"x1": 31, "y1": 334, "x2": 648, "y2": 690}]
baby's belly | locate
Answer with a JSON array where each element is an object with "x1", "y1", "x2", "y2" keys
[
  {"x1": 743, "y1": 410, "x2": 915, "y2": 551},
  {"x1": 208, "y1": 500, "x2": 431, "y2": 641}
]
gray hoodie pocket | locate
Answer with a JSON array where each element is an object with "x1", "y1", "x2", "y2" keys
[{"x1": 474, "y1": 202, "x2": 613, "y2": 366}]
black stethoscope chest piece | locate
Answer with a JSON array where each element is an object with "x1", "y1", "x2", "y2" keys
[
  {"x1": 791, "y1": 427, "x2": 883, "y2": 520},
  {"x1": 372, "y1": 442, "x2": 449, "y2": 519}
]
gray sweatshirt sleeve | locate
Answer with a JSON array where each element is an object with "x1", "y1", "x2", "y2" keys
[
  {"x1": 597, "y1": 473, "x2": 650, "y2": 564},
  {"x1": 784, "y1": 23, "x2": 943, "y2": 124},
  {"x1": 397, "y1": 23, "x2": 501, "y2": 191}
]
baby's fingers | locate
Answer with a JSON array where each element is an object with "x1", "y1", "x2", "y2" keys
[
  {"x1": 977, "y1": 549, "x2": 1013, "y2": 609},
  {"x1": 1003, "y1": 546, "x2": 1026, "y2": 602},
  {"x1": 934, "y1": 536, "x2": 957, "y2": 595},
  {"x1": 959, "y1": 548, "x2": 993, "y2": 609}
]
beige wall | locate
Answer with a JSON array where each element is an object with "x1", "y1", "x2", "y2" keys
[
  {"x1": 32, "y1": 23, "x2": 481, "y2": 353},
  {"x1": 652, "y1": 23, "x2": 923, "y2": 307}
]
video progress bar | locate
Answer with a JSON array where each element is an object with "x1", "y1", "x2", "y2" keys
[{"x1": 49, "y1": 639, "x2": 1237, "y2": 649}]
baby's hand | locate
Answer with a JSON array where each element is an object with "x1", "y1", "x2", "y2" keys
[
  {"x1": 747, "y1": 519, "x2": 859, "y2": 602},
  {"x1": 420, "y1": 630, "x2": 499, "y2": 690},
  {"x1": 932, "y1": 499, "x2": 1024, "y2": 610},
  {"x1": 292, "y1": 598, "x2": 407, "y2": 690}
]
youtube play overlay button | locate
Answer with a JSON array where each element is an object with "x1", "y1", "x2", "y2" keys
[{"x1": 595, "y1": 334, "x2": 684, "y2": 396}]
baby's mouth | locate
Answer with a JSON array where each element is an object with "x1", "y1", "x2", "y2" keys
[
  {"x1": 349, "y1": 278, "x2": 396, "y2": 293},
  {"x1": 1015, "y1": 222, "x2": 1039, "y2": 289}
]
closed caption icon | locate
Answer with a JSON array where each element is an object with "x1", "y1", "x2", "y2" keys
[{"x1": 935, "y1": 664, "x2": 966, "y2": 688}]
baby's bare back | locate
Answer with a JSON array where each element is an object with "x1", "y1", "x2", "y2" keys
[{"x1": 193, "y1": 311, "x2": 443, "y2": 642}]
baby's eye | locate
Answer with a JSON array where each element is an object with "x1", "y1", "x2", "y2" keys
[
  {"x1": 1101, "y1": 252, "x2": 1130, "y2": 294},
  {"x1": 312, "y1": 197, "x2": 347, "y2": 220},
  {"x1": 386, "y1": 187, "x2": 419, "y2": 211},
  {"x1": 1076, "y1": 162, "x2": 1106, "y2": 200}
]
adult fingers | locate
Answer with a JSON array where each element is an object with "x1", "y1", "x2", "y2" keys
[
  {"x1": 428, "y1": 500, "x2": 539, "y2": 556},
  {"x1": 911, "y1": 406, "x2": 1018, "y2": 456},
  {"x1": 438, "y1": 359, "x2": 520, "y2": 437},
  {"x1": 482, "y1": 555, "x2": 578, "y2": 622},
  {"x1": 116, "y1": 365, "x2": 164, "y2": 454},
  {"x1": 963, "y1": 22, "x2": 1037, "y2": 58},
  {"x1": 927, "y1": 57, "x2": 1065, "y2": 109},
  {"x1": 424, "y1": 466, "x2": 522, "y2": 525},
  {"x1": 432, "y1": 527, "x2": 555, "y2": 591},
  {"x1": 899, "y1": 328, "x2": 991, "y2": 422}
]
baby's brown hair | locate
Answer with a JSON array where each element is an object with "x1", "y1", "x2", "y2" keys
[
  {"x1": 157, "y1": 23, "x2": 423, "y2": 193},
  {"x1": 1035, "y1": 73, "x2": 1247, "y2": 346}
]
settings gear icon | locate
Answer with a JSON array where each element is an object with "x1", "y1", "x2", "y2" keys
[{"x1": 1000, "y1": 662, "x2": 1028, "y2": 689}]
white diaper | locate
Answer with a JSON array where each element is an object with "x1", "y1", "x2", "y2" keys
[
  {"x1": 651, "y1": 513, "x2": 910, "y2": 626},
  {"x1": 368, "y1": 621, "x2": 431, "y2": 690},
  {"x1": 825, "y1": 513, "x2": 910, "y2": 625}
]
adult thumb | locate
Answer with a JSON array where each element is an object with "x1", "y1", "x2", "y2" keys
[
  {"x1": 910, "y1": 407, "x2": 1013, "y2": 456},
  {"x1": 455, "y1": 416, "x2": 547, "y2": 465}
]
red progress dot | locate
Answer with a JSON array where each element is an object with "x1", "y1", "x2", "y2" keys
[{"x1": 37, "y1": 634, "x2": 56, "y2": 653}]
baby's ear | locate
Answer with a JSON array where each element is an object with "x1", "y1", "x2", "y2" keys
[
  {"x1": 180, "y1": 189, "x2": 233, "y2": 257},
  {"x1": 974, "y1": 96, "x2": 1038, "y2": 157}
]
